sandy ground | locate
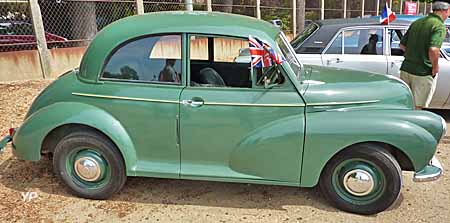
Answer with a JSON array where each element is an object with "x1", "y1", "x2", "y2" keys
[{"x1": 0, "y1": 80, "x2": 449, "y2": 223}]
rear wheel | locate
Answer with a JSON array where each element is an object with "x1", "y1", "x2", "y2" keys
[
  {"x1": 319, "y1": 144, "x2": 402, "y2": 215},
  {"x1": 53, "y1": 130, "x2": 126, "y2": 199}
]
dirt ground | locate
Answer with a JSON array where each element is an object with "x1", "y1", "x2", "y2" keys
[{"x1": 0, "y1": 80, "x2": 449, "y2": 223}]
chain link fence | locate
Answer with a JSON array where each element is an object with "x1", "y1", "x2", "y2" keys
[
  {"x1": 0, "y1": 0, "x2": 34, "y2": 51},
  {"x1": 39, "y1": 0, "x2": 136, "y2": 49},
  {"x1": 0, "y1": 0, "x2": 432, "y2": 53}
]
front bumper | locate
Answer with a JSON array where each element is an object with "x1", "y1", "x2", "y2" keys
[{"x1": 413, "y1": 156, "x2": 443, "y2": 182}]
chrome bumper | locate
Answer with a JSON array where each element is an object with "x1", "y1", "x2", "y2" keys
[
  {"x1": 413, "y1": 156, "x2": 443, "y2": 182},
  {"x1": 0, "y1": 135, "x2": 12, "y2": 153}
]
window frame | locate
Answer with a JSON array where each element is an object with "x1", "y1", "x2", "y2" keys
[
  {"x1": 98, "y1": 33, "x2": 185, "y2": 86},
  {"x1": 323, "y1": 26, "x2": 386, "y2": 56},
  {"x1": 186, "y1": 33, "x2": 291, "y2": 90}
]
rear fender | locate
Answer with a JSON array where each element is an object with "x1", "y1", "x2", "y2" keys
[{"x1": 13, "y1": 102, "x2": 138, "y2": 176}]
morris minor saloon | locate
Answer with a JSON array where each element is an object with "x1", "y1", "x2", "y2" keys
[
  {"x1": 0, "y1": 12, "x2": 446, "y2": 215},
  {"x1": 291, "y1": 18, "x2": 450, "y2": 109}
]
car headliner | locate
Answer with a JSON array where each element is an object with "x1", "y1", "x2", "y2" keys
[
  {"x1": 295, "y1": 18, "x2": 412, "y2": 54},
  {"x1": 79, "y1": 11, "x2": 280, "y2": 82}
]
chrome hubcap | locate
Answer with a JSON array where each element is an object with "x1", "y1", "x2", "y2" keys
[
  {"x1": 74, "y1": 157, "x2": 102, "y2": 181},
  {"x1": 343, "y1": 169, "x2": 374, "y2": 196}
]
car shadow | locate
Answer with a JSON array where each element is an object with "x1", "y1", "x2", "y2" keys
[{"x1": 0, "y1": 154, "x2": 393, "y2": 216}]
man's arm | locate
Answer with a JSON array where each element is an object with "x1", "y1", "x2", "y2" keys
[
  {"x1": 429, "y1": 47, "x2": 440, "y2": 77},
  {"x1": 400, "y1": 43, "x2": 407, "y2": 52},
  {"x1": 429, "y1": 24, "x2": 446, "y2": 77},
  {"x1": 400, "y1": 29, "x2": 410, "y2": 52}
]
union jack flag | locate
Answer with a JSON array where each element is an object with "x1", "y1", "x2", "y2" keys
[{"x1": 249, "y1": 35, "x2": 284, "y2": 68}]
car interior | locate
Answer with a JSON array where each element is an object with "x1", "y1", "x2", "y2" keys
[{"x1": 189, "y1": 36, "x2": 252, "y2": 88}]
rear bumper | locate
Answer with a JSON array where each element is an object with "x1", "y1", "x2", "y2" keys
[
  {"x1": 0, "y1": 135, "x2": 12, "y2": 153},
  {"x1": 413, "y1": 156, "x2": 443, "y2": 182}
]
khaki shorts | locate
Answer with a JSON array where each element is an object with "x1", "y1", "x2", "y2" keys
[{"x1": 400, "y1": 70, "x2": 437, "y2": 107}]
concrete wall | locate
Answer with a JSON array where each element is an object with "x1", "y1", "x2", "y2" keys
[{"x1": 0, "y1": 47, "x2": 87, "y2": 82}]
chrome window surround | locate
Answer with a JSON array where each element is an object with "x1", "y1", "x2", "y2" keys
[{"x1": 323, "y1": 26, "x2": 387, "y2": 55}]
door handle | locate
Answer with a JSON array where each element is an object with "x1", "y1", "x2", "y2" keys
[
  {"x1": 181, "y1": 99, "x2": 204, "y2": 108},
  {"x1": 327, "y1": 58, "x2": 343, "y2": 65}
]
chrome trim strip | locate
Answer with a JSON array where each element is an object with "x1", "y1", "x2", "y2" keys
[
  {"x1": 204, "y1": 102, "x2": 306, "y2": 107},
  {"x1": 308, "y1": 100, "x2": 380, "y2": 106},
  {"x1": 72, "y1": 93, "x2": 179, "y2": 104},
  {"x1": 73, "y1": 93, "x2": 377, "y2": 107}
]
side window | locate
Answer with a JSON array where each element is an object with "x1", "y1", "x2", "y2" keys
[
  {"x1": 325, "y1": 32, "x2": 343, "y2": 54},
  {"x1": 389, "y1": 29, "x2": 406, "y2": 56},
  {"x1": 102, "y1": 35, "x2": 182, "y2": 84},
  {"x1": 189, "y1": 35, "x2": 252, "y2": 88},
  {"x1": 343, "y1": 29, "x2": 383, "y2": 55}
]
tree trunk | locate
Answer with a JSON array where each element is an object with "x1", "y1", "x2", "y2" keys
[
  {"x1": 215, "y1": 0, "x2": 233, "y2": 13},
  {"x1": 76, "y1": 2, "x2": 97, "y2": 40},
  {"x1": 297, "y1": 0, "x2": 306, "y2": 33}
]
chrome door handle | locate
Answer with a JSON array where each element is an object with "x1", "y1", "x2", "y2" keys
[
  {"x1": 327, "y1": 58, "x2": 342, "y2": 65},
  {"x1": 181, "y1": 99, "x2": 204, "y2": 108}
]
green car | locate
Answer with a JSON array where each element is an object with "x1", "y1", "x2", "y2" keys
[{"x1": 0, "y1": 12, "x2": 446, "y2": 215}]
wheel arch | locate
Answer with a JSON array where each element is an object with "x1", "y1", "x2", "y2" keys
[
  {"x1": 12, "y1": 102, "x2": 138, "y2": 176},
  {"x1": 301, "y1": 140, "x2": 418, "y2": 188},
  {"x1": 41, "y1": 124, "x2": 128, "y2": 167}
]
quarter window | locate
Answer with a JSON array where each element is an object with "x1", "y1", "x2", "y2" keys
[{"x1": 102, "y1": 35, "x2": 182, "y2": 84}]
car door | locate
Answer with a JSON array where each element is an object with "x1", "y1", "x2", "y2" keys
[
  {"x1": 92, "y1": 34, "x2": 185, "y2": 177},
  {"x1": 387, "y1": 27, "x2": 450, "y2": 108},
  {"x1": 321, "y1": 27, "x2": 388, "y2": 74},
  {"x1": 386, "y1": 28, "x2": 405, "y2": 77},
  {"x1": 179, "y1": 35, "x2": 305, "y2": 183}
]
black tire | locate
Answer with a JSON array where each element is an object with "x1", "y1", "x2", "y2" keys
[
  {"x1": 319, "y1": 144, "x2": 402, "y2": 215},
  {"x1": 53, "y1": 130, "x2": 127, "y2": 199}
]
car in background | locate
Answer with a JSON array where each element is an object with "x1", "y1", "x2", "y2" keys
[
  {"x1": 291, "y1": 18, "x2": 450, "y2": 109},
  {"x1": 0, "y1": 20, "x2": 67, "y2": 51}
]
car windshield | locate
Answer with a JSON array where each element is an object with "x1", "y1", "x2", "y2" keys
[{"x1": 276, "y1": 33, "x2": 302, "y2": 80}]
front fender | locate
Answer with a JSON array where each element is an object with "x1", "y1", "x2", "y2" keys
[
  {"x1": 13, "y1": 102, "x2": 138, "y2": 175},
  {"x1": 301, "y1": 109, "x2": 441, "y2": 187}
]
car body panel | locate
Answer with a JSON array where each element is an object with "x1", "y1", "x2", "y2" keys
[
  {"x1": 301, "y1": 109, "x2": 441, "y2": 187},
  {"x1": 179, "y1": 84, "x2": 305, "y2": 183}
]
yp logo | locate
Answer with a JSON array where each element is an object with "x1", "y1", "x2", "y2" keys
[{"x1": 21, "y1": 192, "x2": 38, "y2": 202}]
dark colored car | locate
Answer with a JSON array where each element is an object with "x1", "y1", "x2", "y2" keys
[{"x1": 0, "y1": 21, "x2": 67, "y2": 51}]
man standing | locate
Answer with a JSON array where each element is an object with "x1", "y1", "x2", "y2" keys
[{"x1": 400, "y1": 0, "x2": 450, "y2": 109}]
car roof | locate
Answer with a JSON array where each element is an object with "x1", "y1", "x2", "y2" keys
[
  {"x1": 293, "y1": 18, "x2": 411, "y2": 54},
  {"x1": 315, "y1": 17, "x2": 411, "y2": 29},
  {"x1": 79, "y1": 11, "x2": 280, "y2": 81}
]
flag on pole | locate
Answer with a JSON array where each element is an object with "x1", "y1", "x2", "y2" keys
[
  {"x1": 249, "y1": 35, "x2": 284, "y2": 68},
  {"x1": 380, "y1": 2, "x2": 396, "y2": 24}
]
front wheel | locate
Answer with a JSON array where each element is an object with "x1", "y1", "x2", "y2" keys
[
  {"x1": 53, "y1": 130, "x2": 127, "y2": 199},
  {"x1": 319, "y1": 144, "x2": 402, "y2": 215}
]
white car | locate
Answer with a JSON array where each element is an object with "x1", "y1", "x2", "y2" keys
[{"x1": 292, "y1": 18, "x2": 450, "y2": 109}]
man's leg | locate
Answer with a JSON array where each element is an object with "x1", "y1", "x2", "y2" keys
[{"x1": 410, "y1": 74, "x2": 437, "y2": 110}]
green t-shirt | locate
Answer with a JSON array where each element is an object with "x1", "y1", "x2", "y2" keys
[{"x1": 400, "y1": 13, "x2": 446, "y2": 76}]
